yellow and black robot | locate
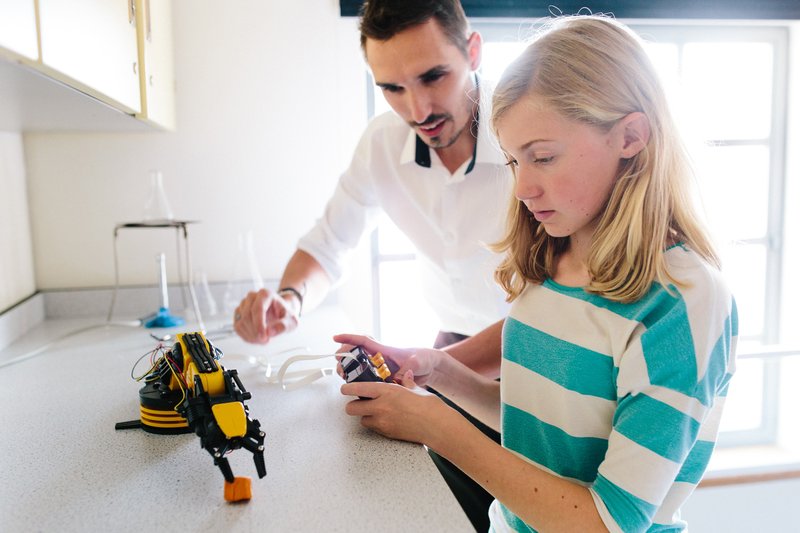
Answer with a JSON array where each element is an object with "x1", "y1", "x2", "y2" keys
[{"x1": 116, "y1": 331, "x2": 266, "y2": 502}]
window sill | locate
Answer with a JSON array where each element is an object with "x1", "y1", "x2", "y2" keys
[{"x1": 700, "y1": 444, "x2": 800, "y2": 487}]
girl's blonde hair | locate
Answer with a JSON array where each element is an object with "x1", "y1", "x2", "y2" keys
[{"x1": 491, "y1": 15, "x2": 719, "y2": 303}]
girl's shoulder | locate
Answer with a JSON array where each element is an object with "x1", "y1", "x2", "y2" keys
[
  {"x1": 512, "y1": 245, "x2": 734, "y2": 326},
  {"x1": 664, "y1": 244, "x2": 733, "y2": 306}
]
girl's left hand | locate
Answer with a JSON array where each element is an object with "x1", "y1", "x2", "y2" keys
[
  {"x1": 333, "y1": 333, "x2": 442, "y2": 387},
  {"x1": 340, "y1": 371, "x2": 445, "y2": 444}
]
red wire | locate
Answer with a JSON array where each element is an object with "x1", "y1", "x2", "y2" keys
[{"x1": 165, "y1": 353, "x2": 189, "y2": 390}]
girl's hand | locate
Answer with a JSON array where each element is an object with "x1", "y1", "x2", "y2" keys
[
  {"x1": 340, "y1": 372, "x2": 446, "y2": 444},
  {"x1": 333, "y1": 333, "x2": 443, "y2": 387}
]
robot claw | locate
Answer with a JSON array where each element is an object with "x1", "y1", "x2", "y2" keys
[{"x1": 116, "y1": 331, "x2": 266, "y2": 502}]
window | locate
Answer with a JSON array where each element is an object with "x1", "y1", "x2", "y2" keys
[{"x1": 367, "y1": 20, "x2": 795, "y2": 448}]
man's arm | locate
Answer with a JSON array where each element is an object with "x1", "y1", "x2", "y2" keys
[
  {"x1": 442, "y1": 319, "x2": 504, "y2": 378},
  {"x1": 278, "y1": 249, "x2": 332, "y2": 314}
]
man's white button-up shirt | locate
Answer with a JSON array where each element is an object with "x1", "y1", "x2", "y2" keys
[{"x1": 297, "y1": 90, "x2": 514, "y2": 336}]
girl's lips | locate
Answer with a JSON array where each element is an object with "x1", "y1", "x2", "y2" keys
[
  {"x1": 419, "y1": 119, "x2": 445, "y2": 137},
  {"x1": 532, "y1": 210, "x2": 555, "y2": 222}
]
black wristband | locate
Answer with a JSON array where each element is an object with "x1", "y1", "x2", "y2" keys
[{"x1": 278, "y1": 287, "x2": 304, "y2": 316}]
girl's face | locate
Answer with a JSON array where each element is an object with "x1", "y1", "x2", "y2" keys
[{"x1": 496, "y1": 95, "x2": 628, "y2": 243}]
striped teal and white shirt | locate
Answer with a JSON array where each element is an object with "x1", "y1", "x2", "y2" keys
[{"x1": 489, "y1": 245, "x2": 738, "y2": 532}]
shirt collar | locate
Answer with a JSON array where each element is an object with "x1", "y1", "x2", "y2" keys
[
  {"x1": 414, "y1": 135, "x2": 432, "y2": 168},
  {"x1": 400, "y1": 75, "x2": 504, "y2": 173},
  {"x1": 412, "y1": 109, "x2": 481, "y2": 172}
]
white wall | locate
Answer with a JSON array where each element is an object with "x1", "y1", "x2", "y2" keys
[
  {"x1": 0, "y1": 132, "x2": 35, "y2": 312},
  {"x1": 23, "y1": 0, "x2": 367, "y2": 296}
]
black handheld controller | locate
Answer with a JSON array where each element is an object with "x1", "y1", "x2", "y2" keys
[{"x1": 340, "y1": 346, "x2": 392, "y2": 385}]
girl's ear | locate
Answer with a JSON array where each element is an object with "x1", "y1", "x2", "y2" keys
[{"x1": 619, "y1": 112, "x2": 650, "y2": 159}]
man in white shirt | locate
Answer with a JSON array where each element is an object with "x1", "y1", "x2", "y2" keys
[
  {"x1": 234, "y1": 0, "x2": 510, "y2": 370},
  {"x1": 234, "y1": 2, "x2": 511, "y2": 528}
]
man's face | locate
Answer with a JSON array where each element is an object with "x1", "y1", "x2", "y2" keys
[{"x1": 365, "y1": 19, "x2": 479, "y2": 151}]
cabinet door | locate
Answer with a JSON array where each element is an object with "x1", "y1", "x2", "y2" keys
[
  {"x1": 0, "y1": 0, "x2": 38, "y2": 61},
  {"x1": 38, "y1": 0, "x2": 140, "y2": 113},
  {"x1": 136, "y1": 0, "x2": 175, "y2": 129}
]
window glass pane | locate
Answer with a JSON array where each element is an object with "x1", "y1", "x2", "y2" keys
[
  {"x1": 693, "y1": 144, "x2": 770, "y2": 242},
  {"x1": 721, "y1": 242, "x2": 766, "y2": 340},
  {"x1": 719, "y1": 358, "x2": 764, "y2": 432},
  {"x1": 378, "y1": 260, "x2": 440, "y2": 347},
  {"x1": 481, "y1": 41, "x2": 526, "y2": 85},
  {"x1": 778, "y1": 355, "x2": 800, "y2": 447},
  {"x1": 681, "y1": 42, "x2": 773, "y2": 140},
  {"x1": 643, "y1": 42, "x2": 680, "y2": 105}
]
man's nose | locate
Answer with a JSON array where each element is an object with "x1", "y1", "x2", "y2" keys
[{"x1": 407, "y1": 90, "x2": 432, "y2": 125}]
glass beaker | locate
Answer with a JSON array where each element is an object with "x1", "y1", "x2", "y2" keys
[{"x1": 143, "y1": 169, "x2": 174, "y2": 221}]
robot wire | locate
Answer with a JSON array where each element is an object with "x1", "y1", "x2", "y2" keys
[{"x1": 0, "y1": 321, "x2": 141, "y2": 370}]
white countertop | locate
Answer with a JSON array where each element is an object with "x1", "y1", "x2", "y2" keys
[{"x1": 0, "y1": 307, "x2": 473, "y2": 532}]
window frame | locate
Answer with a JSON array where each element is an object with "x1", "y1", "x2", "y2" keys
[
  {"x1": 622, "y1": 23, "x2": 788, "y2": 447},
  {"x1": 365, "y1": 19, "x2": 792, "y2": 448},
  {"x1": 340, "y1": 0, "x2": 800, "y2": 20}
]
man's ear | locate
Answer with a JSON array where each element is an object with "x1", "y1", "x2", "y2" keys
[
  {"x1": 467, "y1": 31, "x2": 482, "y2": 71},
  {"x1": 619, "y1": 112, "x2": 650, "y2": 159}
]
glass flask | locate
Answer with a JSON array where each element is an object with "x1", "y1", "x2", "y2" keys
[{"x1": 143, "y1": 169, "x2": 174, "y2": 221}]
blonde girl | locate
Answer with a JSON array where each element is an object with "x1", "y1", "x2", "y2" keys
[{"x1": 339, "y1": 15, "x2": 737, "y2": 532}]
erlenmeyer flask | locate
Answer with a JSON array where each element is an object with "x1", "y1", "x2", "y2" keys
[{"x1": 143, "y1": 169, "x2": 174, "y2": 221}]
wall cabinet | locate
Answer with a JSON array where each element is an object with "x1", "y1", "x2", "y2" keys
[
  {"x1": 135, "y1": 0, "x2": 175, "y2": 129},
  {"x1": 38, "y1": 0, "x2": 141, "y2": 114},
  {"x1": 39, "y1": 0, "x2": 141, "y2": 113},
  {"x1": 0, "y1": 0, "x2": 175, "y2": 131},
  {"x1": 0, "y1": 0, "x2": 38, "y2": 61}
]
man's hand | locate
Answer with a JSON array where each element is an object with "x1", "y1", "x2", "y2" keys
[{"x1": 234, "y1": 288, "x2": 299, "y2": 344}]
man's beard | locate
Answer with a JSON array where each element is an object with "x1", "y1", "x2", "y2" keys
[{"x1": 413, "y1": 113, "x2": 467, "y2": 149}]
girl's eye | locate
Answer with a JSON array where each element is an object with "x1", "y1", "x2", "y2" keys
[
  {"x1": 505, "y1": 158, "x2": 518, "y2": 167},
  {"x1": 533, "y1": 156, "x2": 554, "y2": 164}
]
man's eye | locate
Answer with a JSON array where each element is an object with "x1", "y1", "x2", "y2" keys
[
  {"x1": 381, "y1": 85, "x2": 402, "y2": 94},
  {"x1": 421, "y1": 72, "x2": 444, "y2": 84}
]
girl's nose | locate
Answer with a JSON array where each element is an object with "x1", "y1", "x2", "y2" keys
[{"x1": 515, "y1": 167, "x2": 543, "y2": 201}]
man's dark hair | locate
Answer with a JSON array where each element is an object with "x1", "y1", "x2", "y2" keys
[{"x1": 359, "y1": 0, "x2": 469, "y2": 57}]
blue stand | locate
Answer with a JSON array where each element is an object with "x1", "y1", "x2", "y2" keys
[{"x1": 144, "y1": 307, "x2": 185, "y2": 328}]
